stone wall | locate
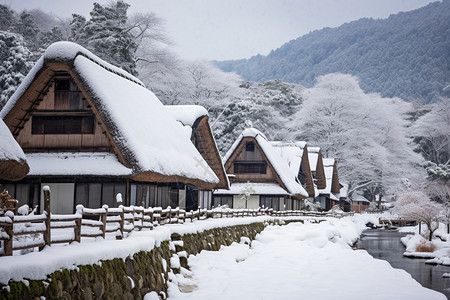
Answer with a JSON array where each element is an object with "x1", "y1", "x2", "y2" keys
[{"x1": 0, "y1": 222, "x2": 265, "y2": 300}]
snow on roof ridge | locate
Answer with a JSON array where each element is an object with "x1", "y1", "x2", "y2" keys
[
  {"x1": 44, "y1": 41, "x2": 144, "y2": 87},
  {"x1": 323, "y1": 158, "x2": 335, "y2": 166},
  {"x1": 165, "y1": 105, "x2": 208, "y2": 126}
]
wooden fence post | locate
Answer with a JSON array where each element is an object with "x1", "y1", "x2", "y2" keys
[
  {"x1": 74, "y1": 217, "x2": 81, "y2": 243},
  {"x1": 43, "y1": 187, "x2": 51, "y2": 247},
  {"x1": 4, "y1": 215, "x2": 13, "y2": 256}
]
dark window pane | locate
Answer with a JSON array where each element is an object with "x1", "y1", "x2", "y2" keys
[
  {"x1": 15, "y1": 184, "x2": 30, "y2": 208},
  {"x1": 234, "y1": 162, "x2": 267, "y2": 174},
  {"x1": 75, "y1": 183, "x2": 89, "y2": 207},
  {"x1": 88, "y1": 183, "x2": 102, "y2": 208},
  {"x1": 102, "y1": 183, "x2": 115, "y2": 208},
  {"x1": 32, "y1": 116, "x2": 94, "y2": 135},
  {"x1": 55, "y1": 79, "x2": 70, "y2": 91},
  {"x1": 245, "y1": 142, "x2": 255, "y2": 152},
  {"x1": 149, "y1": 185, "x2": 157, "y2": 207}
]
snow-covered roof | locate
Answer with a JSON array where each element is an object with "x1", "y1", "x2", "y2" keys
[
  {"x1": 306, "y1": 147, "x2": 320, "y2": 172},
  {"x1": 26, "y1": 152, "x2": 132, "y2": 176},
  {"x1": 166, "y1": 105, "x2": 229, "y2": 189},
  {"x1": 352, "y1": 194, "x2": 370, "y2": 204},
  {"x1": 165, "y1": 105, "x2": 208, "y2": 139},
  {"x1": 270, "y1": 143, "x2": 303, "y2": 178},
  {"x1": 317, "y1": 158, "x2": 335, "y2": 195},
  {"x1": 0, "y1": 119, "x2": 29, "y2": 180},
  {"x1": 1, "y1": 41, "x2": 218, "y2": 186},
  {"x1": 214, "y1": 182, "x2": 289, "y2": 196},
  {"x1": 223, "y1": 128, "x2": 308, "y2": 197}
]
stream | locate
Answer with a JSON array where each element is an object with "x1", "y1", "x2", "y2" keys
[{"x1": 357, "y1": 229, "x2": 450, "y2": 299}]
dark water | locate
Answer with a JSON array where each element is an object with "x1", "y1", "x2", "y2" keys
[{"x1": 357, "y1": 229, "x2": 450, "y2": 299}]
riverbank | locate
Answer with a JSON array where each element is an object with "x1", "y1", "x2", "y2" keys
[{"x1": 359, "y1": 228, "x2": 450, "y2": 299}]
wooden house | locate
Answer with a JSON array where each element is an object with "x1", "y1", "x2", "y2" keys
[
  {"x1": 350, "y1": 194, "x2": 370, "y2": 213},
  {"x1": 0, "y1": 119, "x2": 29, "y2": 181},
  {"x1": 166, "y1": 105, "x2": 229, "y2": 210},
  {"x1": 270, "y1": 141, "x2": 316, "y2": 199},
  {"x1": 316, "y1": 158, "x2": 341, "y2": 210},
  {"x1": 213, "y1": 127, "x2": 308, "y2": 210},
  {"x1": 0, "y1": 41, "x2": 227, "y2": 213},
  {"x1": 307, "y1": 147, "x2": 327, "y2": 191}
]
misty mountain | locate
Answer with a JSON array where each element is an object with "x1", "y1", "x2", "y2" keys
[{"x1": 215, "y1": 0, "x2": 450, "y2": 104}]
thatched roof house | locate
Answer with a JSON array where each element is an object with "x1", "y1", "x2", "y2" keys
[
  {"x1": 0, "y1": 119, "x2": 29, "y2": 181},
  {"x1": 1, "y1": 41, "x2": 219, "y2": 187},
  {"x1": 0, "y1": 41, "x2": 225, "y2": 212},
  {"x1": 214, "y1": 127, "x2": 308, "y2": 210}
]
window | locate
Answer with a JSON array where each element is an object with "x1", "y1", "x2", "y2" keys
[
  {"x1": 32, "y1": 115, "x2": 94, "y2": 134},
  {"x1": 245, "y1": 141, "x2": 255, "y2": 152},
  {"x1": 213, "y1": 195, "x2": 233, "y2": 208},
  {"x1": 75, "y1": 182, "x2": 126, "y2": 209},
  {"x1": 260, "y1": 196, "x2": 280, "y2": 210},
  {"x1": 234, "y1": 162, "x2": 267, "y2": 174}
]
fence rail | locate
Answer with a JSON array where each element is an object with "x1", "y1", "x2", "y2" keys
[{"x1": 0, "y1": 189, "x2": 352, "y2": 256}]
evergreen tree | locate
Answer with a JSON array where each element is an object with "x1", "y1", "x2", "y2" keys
[
  {"x1": 71, "y1": 1, "x2": 138, "y2": 75},
  {"x1": 0, "y1": 31, "x2": 32, "y2": 108},
  {"x1": 0, "y1": 5, "x2": 15, "y2": 31}
]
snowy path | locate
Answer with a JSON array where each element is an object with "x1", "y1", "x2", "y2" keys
[{"x1": 167, "y1": 218, "x2": 446, "y2": 300}]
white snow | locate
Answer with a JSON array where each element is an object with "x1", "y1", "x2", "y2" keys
[
  {"x1": 74, "y1": 54, "x2": 218, "y2": 183},
  {"x1": 0, "y1": 213, "x2": 445, "y2": 299},
  {"x1": 26, "y1": 152, "x2": 132, "y2": 176},
  {"x1": 168, "y1": 216, "x2": 445, "y2": 300},
  {"x1": 165, "y1": 105, "x2": 208, "y2": 127},
  {"x1": 215, "y1": 182, "x2": 289, "y2": 195},
  {"x1": 0, "y1": 119, "x2": 27, "y2": 163}
]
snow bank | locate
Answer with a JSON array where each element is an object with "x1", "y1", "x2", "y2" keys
[
  {"x1": 168, "y1": 217, "x2": 445, "y2": 300},
  {"x1": 0, "y1": 216, "x2": 275, "y2": 285}
]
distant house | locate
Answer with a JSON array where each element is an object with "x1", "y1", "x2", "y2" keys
[
  {"x1": 350, "y1": 194, "x2": 370, "y2": 213},
  {"x1": 307, "y1": 147, "x2": 326, "y2": 191},
  {"x1": 270, "y1": 141, "x2": 316, "y2": 199},
  {"x1": 316, "y1": 158, "x2": 341, "y2": 210},
  {"x1": 0, "y1": 119, "x2": 29, "y2": 181},
  {"x1": 213, "y1": 127, "x2": 308, "y2": 210},
  {"x1": 0, "y1": 41, "x2": 227, "y2": 213}
]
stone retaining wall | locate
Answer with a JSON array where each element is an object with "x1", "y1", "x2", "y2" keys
[{"x1": 0, "y1": 222, "x2": 265, "y2": 300}]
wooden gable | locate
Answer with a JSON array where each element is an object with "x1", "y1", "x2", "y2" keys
[
  {"x1": 331, "y1": 161, "x2": 341, "y2": 194},
  {"x1": 2, "y1": 63, "x2": 128, "y2": 167},
  {"x1": 191, "y1": 115, "x2": 229, "y2": 189},
  {"x1": 315, "y1": 152, "x2": 327, "y2": 190},
  {"x1": 298, "y1": 145, "x2": 315, "y2": 197}
]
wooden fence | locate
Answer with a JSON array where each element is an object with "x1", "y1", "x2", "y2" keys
[{"x1": 0, "y1": 189, "x2": 351, "y2": 256}]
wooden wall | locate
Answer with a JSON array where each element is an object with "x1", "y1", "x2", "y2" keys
[{"x1": 15, "y1": 77, "x2": 110, "y2": 150}]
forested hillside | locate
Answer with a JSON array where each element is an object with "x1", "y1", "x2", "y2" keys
[
  {"x1": 215, "y1": 0, "x2": 450, "y2": 104},
  {"x1": 0, "y1": 1, "x2": 447, "y2": 201}
]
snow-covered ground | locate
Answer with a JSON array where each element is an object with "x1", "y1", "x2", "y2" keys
[
  {"x1": 1, "y1": 213, "x2": 446, "y2": 299},
  {"x1": 167, "y1": 215, "x2": 446, "y2": 300}
]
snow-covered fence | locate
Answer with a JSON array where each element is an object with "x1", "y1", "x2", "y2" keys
[{"x1": 0, "y1": 188, "x2": 353, "y2": 256}]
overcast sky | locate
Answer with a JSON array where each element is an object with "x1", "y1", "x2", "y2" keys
[{"x1": 0, "y1": 0, "x2": 435, "y2": 61}]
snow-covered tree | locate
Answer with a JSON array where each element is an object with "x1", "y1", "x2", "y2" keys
[
  {"x1": 412, "y1": 97, "x2": 450, "y2": 165},
  {"x1": 288, "y1": 73, "x2": 424, "y2": 200},
  {"x1": 0, "y1": 31, "x2": 32, "y2": 108},
  {"x1": 393, "y1": 190, "x2": 444, "y2": 241},
  {"x1": 0, "y1": 5, "x2": 14, "y2": 31},
  {"x1": 70, "y1": 1, "x2": 137, "y2": 75}
]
